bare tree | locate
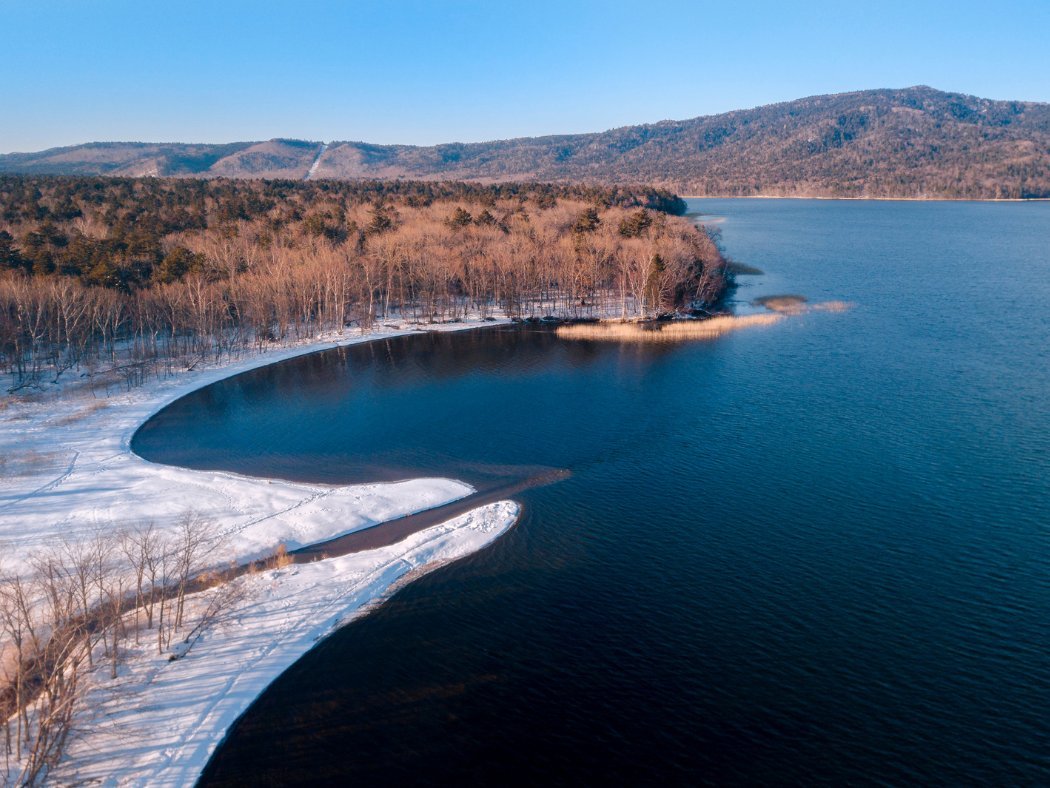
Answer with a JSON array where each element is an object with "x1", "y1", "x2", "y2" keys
[{"x1": 0, "y1": 513, "x2": 236, "y2": 783}]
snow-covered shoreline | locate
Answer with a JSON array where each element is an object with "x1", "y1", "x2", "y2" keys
[
  {"x1": 1, "y1": 320, "x2": 511, "y2": 564},
  {"x1": 58, "y1": 500, "x2": 519, "y2": 786},
  {"x1": 0, "y1": 319, "x2": 520, "y2": 785}
]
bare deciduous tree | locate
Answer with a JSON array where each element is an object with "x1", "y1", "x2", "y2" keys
[
  {"x1": 1, "y1": 179, "x2": 726, "y2": 393},
  {"x1": 0, "y1": 513, "x2": 239, "y2": 784}
]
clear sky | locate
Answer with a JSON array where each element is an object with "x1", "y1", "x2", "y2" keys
[{"x1": 2, "y1": 0, "x2": 1048, "y2": 153}]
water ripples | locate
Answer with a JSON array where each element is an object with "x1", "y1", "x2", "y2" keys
[{"x1": 137, "y1": 199, "x2": 1050, "y2": 785}]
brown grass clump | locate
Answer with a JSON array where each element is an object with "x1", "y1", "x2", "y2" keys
[
  {"x1": 753, "y1": 294, "x2": 808, "y2": 314},
  {"x1": 0, "y1": 449, "x2": 66, "y2": 478},
  {"x1": 271, "y1": 543, "x2": 293, "y2": 569},
  {"x1": 556, "y1": 314, "x2": 783, "y2": 343},
  {"x1": 48, "y1": 400, "x2": 109, "y2": 427},
  {"x1": 752, "y1": 295, "x2": 855, "y2": 315}
]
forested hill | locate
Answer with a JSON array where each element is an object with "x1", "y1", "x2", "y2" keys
[{"x1": 3, "y1": 87, "x2": 1049, "y2": 198}]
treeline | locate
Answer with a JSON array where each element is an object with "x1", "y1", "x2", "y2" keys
[{"x1": 0, "y1": 177, "x2": 724, "y2": 389}]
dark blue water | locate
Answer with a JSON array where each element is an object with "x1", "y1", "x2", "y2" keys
[{"x1": 136, "y1": 200, "x2": 1050, "y2": 785}]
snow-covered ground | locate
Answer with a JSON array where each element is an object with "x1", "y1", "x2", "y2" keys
[
  {"x1": 56, "y1": 501, "x2": 518, "y2": 786},
  {"x1": 0, "y1": 320, "x2": 519, "y2": 785},
  {"x1": 0, "y1": 321, "x2": 510, "y2": 566}
]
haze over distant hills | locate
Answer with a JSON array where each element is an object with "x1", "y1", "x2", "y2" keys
[{"x1": 3, "y1": 87, "x2": 1049, "y2": 198}]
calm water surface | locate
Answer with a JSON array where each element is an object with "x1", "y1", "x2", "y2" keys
[{"x1": 134, "y1": 200, "x2": 1050, "y2": 785}]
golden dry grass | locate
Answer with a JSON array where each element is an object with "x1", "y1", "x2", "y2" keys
[
  {"x1": 48, "y1": 400, "x2": 109, "y2": 427},
  {"x1": 272, "y1": 543, "x2": 293, "y2": 569},
  {"x1": 0, "y1": 449, "x2": 67, "y2": 478},
  {"x1": 753, "y1": 295, "x2": 808, "y2": 314},
  {"x1": 752, "y1": 295, "x2": 855, "y2": 315},
  {"x1": 556, "y1": 314, "x2": 783, "y2": 343}
]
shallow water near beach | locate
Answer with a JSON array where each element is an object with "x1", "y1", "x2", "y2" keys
[{"x1": 135, "y1": 199, "x2": 1050, "y2": 785}]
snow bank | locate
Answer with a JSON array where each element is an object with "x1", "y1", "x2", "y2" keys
[{"x1": 55, "y1": 501, "x2": 518, "y2": 786}]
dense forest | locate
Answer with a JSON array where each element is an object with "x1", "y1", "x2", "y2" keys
[
  {"x1": 3, "y1": 88, "x2": 1048, "y2": 199},
  {"x1": 0, "y1": 177, "x2": 725, "y2": 390}
]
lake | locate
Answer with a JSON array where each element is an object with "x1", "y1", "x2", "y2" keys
[{"x1": 134, "y1": 199, "x2": 1050, "y2": 785}]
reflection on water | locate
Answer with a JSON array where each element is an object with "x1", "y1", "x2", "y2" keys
[
  {"x1": 555, "y1": 313, "x2": 785, "y2": 341},
  {"x1": 134, "y1": 326, "x2": 684, "y2": 487},
  {"x1": 136, "y1": 199, "x2": 1050, "y2": 785}
]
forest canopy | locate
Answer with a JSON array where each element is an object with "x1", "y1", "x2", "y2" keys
[{"x1": 0, "y1": 177, "x2": 725, "y2": 389}]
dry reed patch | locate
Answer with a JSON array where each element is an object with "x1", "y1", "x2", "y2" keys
[
  {"x1": 48, "y1": 400, "x2": 110, "y2": 427},
  {"x1": 260, "y1": 543, "x2": 294, "y2": 571},
  {"x1": 0, "y1": 399, "x2": 36, "y2": 419},
  {"x1": 753, "y1": 294, "x2": 808, "y2": 314},
  {"x1": 273, "y1": 543, "x2": 293, "y2": 569},
  {"x1": 556, "y1": 314, "x2": 783, "y2": 343},
  {"x1": 0, "y1": 449, "x2": 68, "y2": 479}
]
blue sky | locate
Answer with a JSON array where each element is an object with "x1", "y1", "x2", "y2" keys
[{"x1": 2, "y1": 0, "x2": 1048, "y2": 152}]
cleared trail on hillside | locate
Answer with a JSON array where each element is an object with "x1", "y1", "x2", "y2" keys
[{"x1": 305, "y1": 142, "x2": 327, "y2": 180}]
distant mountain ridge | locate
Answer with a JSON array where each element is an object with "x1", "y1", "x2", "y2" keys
[{"x1": 4, "y1": 87, "x2": 1049, "y2": 198}]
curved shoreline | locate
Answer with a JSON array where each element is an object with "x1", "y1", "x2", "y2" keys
[
  {"x1": 121, "y1": 322, "x2": 512, "y2": 459},
  {"x1": 1, "y1": 322, "x2": 511, "y2": 562},
  {"x1": 0, "y1": 320, "x2": 522, "y2": 785},
  {"x1": 63, "y1": 502, "x2": 521, "y2": 787}
]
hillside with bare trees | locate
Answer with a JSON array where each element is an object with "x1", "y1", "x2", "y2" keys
[
  {"x1": 2, "y1": 88, "x2": 1048, "y2": 198},
  {"x1": 0, "y1": 178, "x2": 725, "y2": 391}
]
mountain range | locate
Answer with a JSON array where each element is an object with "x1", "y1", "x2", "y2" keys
[{"x1": 3, "y1": 86, "x2": 1048, "y2": 198}]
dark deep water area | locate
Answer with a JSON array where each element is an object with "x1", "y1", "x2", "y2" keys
[{"x1": 133, "y1": 199, "x2": 1050, "y2": 785}]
